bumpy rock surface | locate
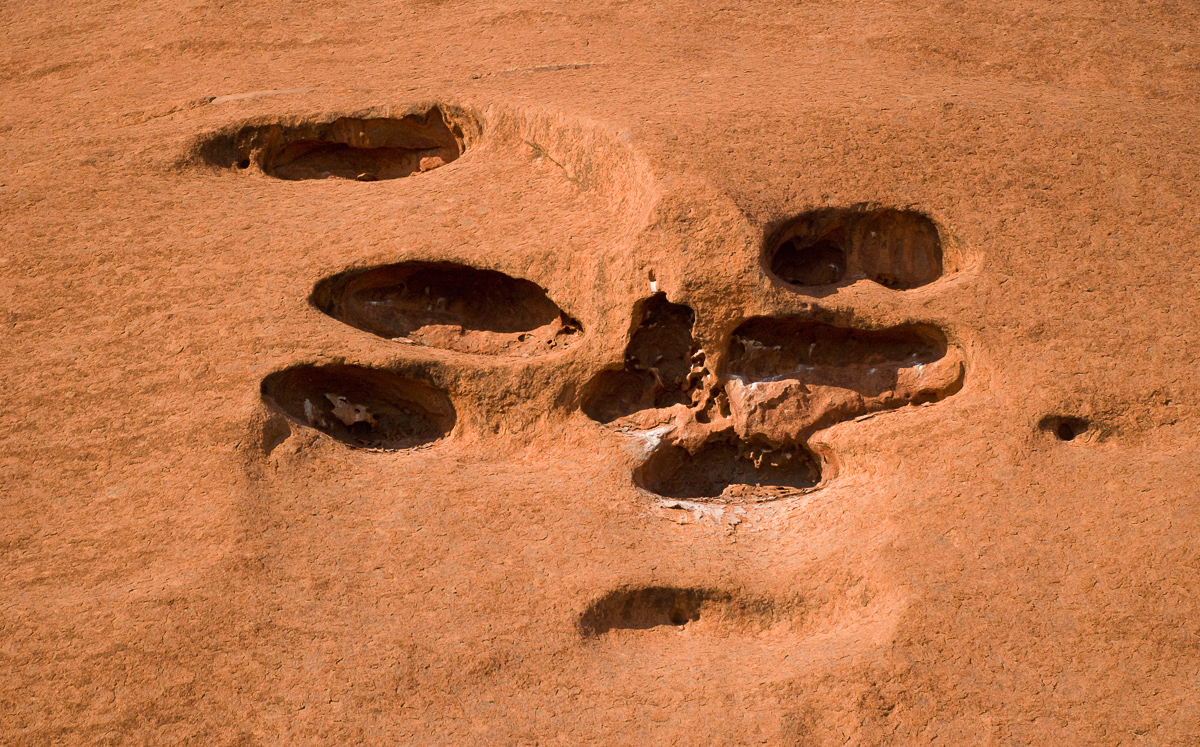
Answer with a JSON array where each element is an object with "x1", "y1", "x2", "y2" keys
[{"x1": 4, "y1": 1, "x2": 1200, "y2": 744}]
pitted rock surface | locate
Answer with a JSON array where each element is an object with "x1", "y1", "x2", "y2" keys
[{"x1": 5, "y1": 2, "x2": 1200, "y2": 745}]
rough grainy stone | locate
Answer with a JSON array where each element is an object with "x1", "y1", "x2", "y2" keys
[{"x1": 3, "y1": 1, "x2": 1200, "y2": 744}]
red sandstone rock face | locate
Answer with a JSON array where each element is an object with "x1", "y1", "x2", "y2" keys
[{"x1": 4, "y1": 1, "x2": 1200, "y2": 744}]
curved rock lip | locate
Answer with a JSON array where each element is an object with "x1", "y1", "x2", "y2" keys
[
  {"x1": 194, "y1": 106, "x2": 468, "y2": 180},
  {"x1": 260, "y1": 364, "x2": 455, "y2": 450},
  {"x1": 311, "y1": 261, "x2": 583, "y2": 357}
]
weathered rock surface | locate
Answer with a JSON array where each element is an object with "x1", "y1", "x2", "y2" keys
[{"x1": 3, "y1": 0, "x2": 1200, "y2": 744}]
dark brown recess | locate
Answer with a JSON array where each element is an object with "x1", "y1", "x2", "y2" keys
[
  {"x1": 579, "y1": 587, "x2": 717, "y2": 635},
  {"x1": 581, "y1": 294, "x2": 703, "y2": 423},
  {"x1": 578, "y1": 586, "x2": 802, "y2": 637},
  {"x1": 1039, "y1": 414, "x2": 1090, "y2": 442},
  {"x1": 197, "y1": 107, "x2": 465, "y2": 180},
  {"x1": 728, "y1": 318, "x2": 951, "y2": 397},
  {"x1": 311, "y1": 262, "x2": 582, "y2": 357},
  {"x1": 633, "y1": 434, "x2": 820, "y2": 500},
  {"x1": 260, "y1": 364, "x2": 455, "y2": 450},
  {"x1": 768, "y1": 208, "x2": 945, "y2": 290}
]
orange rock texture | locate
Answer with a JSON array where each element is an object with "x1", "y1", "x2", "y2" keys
[{"x1": 3, "y1": 1, "x2": 1200, "y2": 743}]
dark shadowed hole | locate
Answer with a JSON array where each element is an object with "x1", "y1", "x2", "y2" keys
[
  {"x1": 260, "y1": 364, "x2": 454, "y2": 450},
  {"x1": 578, "y1": 587, "x2": 802, "y2": 638},
  {"x1": 767, "y1": 208, "x2": 944, "y2": 290},
  {"x1": 269, "y1": 142, "x2": 436, "y2": 180},
  {"x1": 771, "y1": 237, "x2": 846, "y2": 285},
  {"x1": 1040, "y1": 415, "x2": 1089, "y2": 442},
  {"x1": 581, "y1": 368, "x2": 659, "y2": 423},
  {"x1": 581, "y1": 293, "x2": 699, "y2": 422},
  {"x1": 727, "y1": 317, "x2": 949, "y2": 397},
  {"x1": 634, "y1": 435, "x2": 819, "y2": 500},
  {"x1": 311, "y1": 262, "x2": 581, "y2": 357},
  {"x1": 197, "y1": 107, "x2": 465, "y2": 181},
  {"x1": 579, "y1": 587, "x2": 716, "y2": 636}
]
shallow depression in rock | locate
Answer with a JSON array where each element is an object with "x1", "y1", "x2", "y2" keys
[
  {"x1": 728, "y1": 318, "x2": 950, "y2": 397},
  {"x1": 578, "y1": 586, "x2": 803, "y2": 638},
  {"x1": 311, "y1": 262, "x2": 582, "y2": 356},
  {"x1": 581, "y1": 293, "x2": 703, "y2": 423},
  {"x1": 260, "y1": 364, "x2": 455, "y2": 450},
  {"x1": 634, "y1": 435, "x2": 819, "y2": 501},
  {"x1": 197, "y1": 106, "x2": 465, "y2": 181},
  {"x1": 768, "y1": 208, "x2": 945, "y2": 290},
  {"x1": 579, "y1": 587, "x2": 710, "y2": 636}
]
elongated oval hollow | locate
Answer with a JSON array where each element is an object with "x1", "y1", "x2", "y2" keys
[
  {"x1": 260, "y1": 364, "x2": 454, "y2": 450},
  {"x1": 727, "y1": 318, "x2": 949, "y2": 395},
  {"x1": 311, "y1": 262, "x2": 582, "y2": 357},
  {"x1": 767, "y1": 208, "x2": 946, "y2": 290},
  {"x1": 578, "y1": 587, "x2": 714, "y2": 636},
  {"x1": 633, "y1": 434, "x2": 820, "y2": 502},
  {"x1": 197, "y1": 107, "x2": 465, "y2": 181}
]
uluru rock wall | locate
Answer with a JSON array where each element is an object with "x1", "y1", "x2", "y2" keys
[{"x1": 3, "y1": 1, "x2": 1200, "y2": 744}]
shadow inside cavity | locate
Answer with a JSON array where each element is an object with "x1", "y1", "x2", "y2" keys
[
  {"x1": 634, "y1": 435, "x2": 819, "y2": 500},
  {"x1": 579, "y1": 587, "x2": 712, "y2": 635},
  {"x1": 311, "y1": 262, "x2": 581, "y2": 356},
  {"x1": 260, "y1": 364, "x2": 454, "y2": 450},
  {"x1": 727, "y1": 318, "x2": 947, "y2": 397},
  {"x1": 1039, "y1": 414, "x2": 1091, "y2": 442},
  {"x1": 197, "y1": 107, "x2": 465, "y2": 181},
  {"x1": 767, "y1": 207, "x2": 945, "y2": 291},
  {"x1": 269, "y1": 141, "x2": 436, "y2": 181},
  {"x1": 579, "y1": 586, "x2": 808, "y2": 638},
  {"x1": 581, "y1": 293, "x2": 701, "y2": 423}
]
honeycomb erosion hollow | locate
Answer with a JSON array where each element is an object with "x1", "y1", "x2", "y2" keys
[
  {"x1": 768, "y1": 208, "x2": 946, "y2": 289},
  {"x1": 10, "y1": 5, "x2": 1196, "y2": 742},
  {"x1": 728, "y1": 318, "x2": 951, "y2": 397},
  {"x1": 260, "y1": 364, "x2": 454, "y2": 449},
  {"x1": 197, "y1": 107, "x2": 465, "y2": 180},
  {"x1": 634, "y1": 435, "x2": 820, "y2": 501},
  {"x1": 311, "y1": 261, "x2": 581, "y2": 356},
  {"x1": 581, "y1": 294, "x2": 701, "y2": 423},
  {"x1": 578, "y1": 586, "x2": 805, "y2": 638}
]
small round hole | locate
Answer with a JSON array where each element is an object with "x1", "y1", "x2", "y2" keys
[
  {"x1": 236, "y1": 158, "x2": 251, "y2": 169},
  {"x1": 1040, "y1": 415, "x2": 1089, "y2": 442}
]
